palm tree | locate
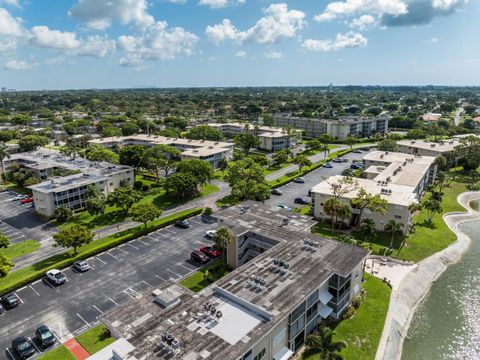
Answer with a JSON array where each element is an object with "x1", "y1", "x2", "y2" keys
[
  {"x1": 304, "y1": 326, "x2": 346, "y2": 360},
  {"x1": 384, "y1": 220, "x2": 404, "y2": 251},
  {"x1": 360, "y1": 218, "x2": 376, "y2": 241},
  {"x1": 0, "y1": 142, "x2": 11, "y2": 182},
  {"x1": 337, "y1": 203, "x2": 352, "y2": 230},
  {"x1": 212, "y1": 227, "x2": 235, "y2": 266}
]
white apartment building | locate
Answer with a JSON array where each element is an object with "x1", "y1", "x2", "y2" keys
[
  {"x1": 209, "y1": 122, "x2": 302, "y2": 152},
  {"x1": 89, "y1": 134, "x2": 234, "y2": 169},
  {"x1": 311, "y1": 151, "x2": 437, "y2": 232},
  {"x1": 396, "y1": 138, "x2": 460, "y2": 158},
  {"x1": 4, "y1": 150, "x2": 134, "y2": 217},
  {"x1": 100, "y1": 203, "x2": 368, "y2": 360},
  {"x1": 274, "y1": 116, "x2": 389, "y2": 139}
]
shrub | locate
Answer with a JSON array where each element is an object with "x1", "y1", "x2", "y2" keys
[
  {"x1": 203, "y1": 207, "x2": 213, "y2": 216},
  {"x1": 142, "y1": 184, "x2": 150, "y2": 192},
  {"x1": 341, "y1": 305, "x2": 356, "y2": 320},
  {"x1": 352, "y1": 296, "x2": 362, "y2": 309},
  {"x1": 133, "y1": 180, "x2": 143, "y2": 190}
]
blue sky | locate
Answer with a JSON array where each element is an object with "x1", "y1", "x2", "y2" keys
[{"x1": 0, "y1": 0, "x2": 477, "y2": 90}]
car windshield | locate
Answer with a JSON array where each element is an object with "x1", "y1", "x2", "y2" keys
[
  {"x1": 40, "y1": 331, "x2": 53, "y2": 340},
  {"x1": 54, "y1": 273, "x2": 64, "y2": 279},
  {"x1": 77, "y1": 261, "x2": 86, "y2": 266},
  {"x1": 17, "y1": 341, "x2": 31, "y2": 350}
]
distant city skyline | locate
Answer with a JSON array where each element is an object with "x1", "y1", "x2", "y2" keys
[{"x1": 0, "y1": 0, "x2": 477, "y2": 90}]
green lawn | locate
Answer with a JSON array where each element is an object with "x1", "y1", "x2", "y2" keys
[
  {"x1": 304, "y1": 274, "x2": 391, "y2": 360},
  {"x1": 37, "y1": 345, "x2": 76, "y2": 360},
  {"x1": 58, "y1": 184, "x2": 218, "y2": 230},
  {"x1": 0, "y1": 240, "x2": 39, "y2": 260},
  {"x1": 75, "y1": 324, "x2": 115, "y2": 354},
  {"x1": 216, "y1": 194, "x2": 239, "y2": 207},
  {"x1": 180, "y1": 259, "x2": 230, "y2": 292}
]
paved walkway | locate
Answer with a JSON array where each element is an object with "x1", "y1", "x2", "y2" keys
[
  {"x1": 365, "y1": 258, "x2": 415, "y2": 289},
  {"x1": 64, "y1": 338, "x2": 90, "y2": 360}
]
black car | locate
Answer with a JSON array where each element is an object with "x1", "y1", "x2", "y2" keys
[
  {"x1": 35, "y1": 325, "x2": 56, "y2": 348},
  {"x1": 175, "y1": 220, "x2": 190, "y2": 228},
  {"x1": 271, "y1": 189, "x2": 283, "y2": 195},
  {"x1": 294, "y1": 197, "x2": 309, "y2": 205},
  {"x1": 12, "y1": 336, "x2": 35, "y2": 359},
  {"x1": 191, "y1": 250, "x2": 210, "y2": 264},
  {"x1": 1, "y1": 293, "x2": 19, "y2": 309}
]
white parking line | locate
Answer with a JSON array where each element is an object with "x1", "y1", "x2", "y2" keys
[
  {"x1": 177, "y1": 263, "x2": 193, "y2": 272},
  {"x1": 76, "y1": 313, "x2": 90, "y2": 327},
  {"x1": 190, "y1": 219, "x2": 202, "y2": 225},
  {"x1": 6, "y1": 347, "x2": 14, "y2": 359},
  {"x1": 28, "y1": 337, "x2": 41, "y2": 353},
  {"x1": 163, "y1": 228, "x2": 176, "y2": 235},
  {"x1": 52, "y1": 332, "x2": 62, "y2": 343},
  {"x1": 142, "y1": 280, "x2": 153, "y2": 288},
  {"x1": 114, "y1": 247, "x2": 128, "y2": 255},
  {"x1": 154, "y1": 274, "x2": 167, "y2": 281},
  {"x1": 14, "y1": 292, "x2": 24, "y2": 304},
  {"x1": 29, "y1": 285, "x2": 40, "y2": 296},
  {"x1": 32, "y1": 279, "x2": 42, "y2": 285},
  {"x1": 95, "y1": 256, "x2": 107, "y2": 264},
  {"x1": 108, "y1": 297, "x2": 119, "y2": 306},
  {"x1": 166, "y1": 269, "x2": 182, "y2": 279},
  {"x1": 105, "y1": 252, "x2": 119, "y2": 260},
  {"x1": 136, "y1": 239, "x2": 148, "y2": 246},
  {"x1": 126, "y1": 243, "x2": 139, "y2": 250},
  {"x1": 16, "y1": 286, "x2": 27, "y2": 291},
  {"x1": 92, "y1": 305, "x2": 104, "y2": 315}
]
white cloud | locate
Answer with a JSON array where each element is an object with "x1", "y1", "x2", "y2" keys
[
  {"x1": 167, "y1": 0, "x2": 188, "y2": 3},
  {"x1": 302, "y1": 32, "x2": 368, "y2": 51},
  {"x1": 118, "y1": 21, "x2": 198, "y2": 66},
  {"x1": 349, "y1": 14, "x2": 376, "y2": 30},
  {"x1": 264, "y1": 51, "x2": 283, "y2": 59},
  {"x1": 1, "y1": 0, "x2": 20, "y2": 8},
  {"x1": 4, "y1": 59, "x2": 35, "y2": 70},
  {"x1": 432, "y1": 0, "x2": 466, "y2": 10},
  {"x1": 428, "y1": 37, "x2": 439, "y2": 43},
  {"x1": 0, "y1": 7, "x2": 24, "y2": 36},
  {"x1": 314, "y1": 0, "x2": 408, "y2": 22},
  {"x1": 235, "y1": 50, "x2": 247, "y2": 58},
  {"x1": 199, "y1": 0, "x2": 244, "y2": 9},
  {"x1": 29, "y1": 26, "x2": 80, "y2": 49},
  {"x1": 69, "y1": 0, "x2": 154, "y2": 30},
  {"x1": 71, "y1": 35, "x2": 116, "y2": 57},
  {"x1": 0, "y1": 38, "x2": 16, "y2": 54},
  {"x1": 206, "y1": 3, "x2": 305, "y2": 45}
]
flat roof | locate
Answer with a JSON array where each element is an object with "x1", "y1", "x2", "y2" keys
[
  {"x1": 396, "y1": 139, "x2": 460, "y2": 153},
  {"x1": 101, "y1": 203, "x2": 368, "y2": 360},
  {"x1": 311, "y1": 175, "x2": 417, "y2": 206},
  {"x1": 28, "y1": 173, "x2": 106, "y2": 193}
]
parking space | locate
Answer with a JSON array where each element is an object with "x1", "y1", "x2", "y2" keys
[
  {"x1": 0, "y1": 191, "x2": 56, "y2": 243},
  {"x1": 0, "y1": 215, "x2": 219, "y2": 358}
]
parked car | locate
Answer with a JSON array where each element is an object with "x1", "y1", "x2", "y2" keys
[
  {"x1": 12, "y1": 336, "x2": 35, "y2": 359},
  {"x1": 191, "y1": 250, "x2": 210, "y2": 264},
  {"x1": 293, "y1": 177, "x2": 305, "y2": 183},
  {"x1": 352, "y1": 149, "x2": 362, "y2": 154},
  {"x1": 35, "y1": 325, "x2": 56, "y2": 349},
  {"x1": 271, "y1": 189, "x2": 283, "y2": 195},
  {"x1": 294, "y1": 198, "x2": 309, "y2": 205},
  {"x1": 0, "y1": 187, "x2": 7, "y2": 193},
  {"x1": 277, "y1": 204, "x2": 292, "y2": 211},
  {"x1": 174, "y1": 220, "x2": 190, "y2": 228},
  {"x1": 323, "y1": 163, "x2": 333, "y2": 168},
  {"x1": 1, "y1": 293, "x2": 19, "y2": 309},
  {"x1": 361, "y1": 147, "x2": 370, "y2": 151},
  {"x1": 20, "y1": 198, "x2": 33, "y2": 204},
  {"x1": 205, "y1": 230, "x2": 217, "y2": 239},
  {"x1": 332, "y1": 158, "x2": 343, "y2": 163},
  {"x1": 200, "y1": 246, "x2": 222, "y2": 258},
  {"x1": 13, "y1": 194, "x2": 28, "y2": 201},
  {"x1": 73, "y1": 260, "x2": 90, "y2": 272},
  {"x1": 0, "y1": 303, "x2": 5, "y2": 314},
  {"x1": 45, "y1": 269, "x2": 66, "y2": 285}
]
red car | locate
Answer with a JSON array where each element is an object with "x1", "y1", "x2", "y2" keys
[
  {"x1": 200, "y1": 246, "x2": 222, "y2": 258},
  {"x1": 20, "y1": 197, "x2": 33, "y2": 204}
]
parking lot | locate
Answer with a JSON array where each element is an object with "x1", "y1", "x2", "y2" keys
[
  {"x1": 264, "y1": 150, "x2": 370, "y2": 210},
  {"x1": 0, "y1": 191, "x2": 56, "y2": 244},
  {"x1": 0, "y1": 215, "x2": 218, "y2": 359}
]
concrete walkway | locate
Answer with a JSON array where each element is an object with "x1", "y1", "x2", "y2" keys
[
  {"x1": 375, "y1": 191, "x2": 480, "y2": 360},
  {"x1": 64, "y1": 338, "x2": 90, "y2": 360}
]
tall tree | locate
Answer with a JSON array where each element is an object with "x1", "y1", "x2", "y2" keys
[
  {"x1": 0, "y1": 253, "x2": 13, "y2": 278},
  {"x1": 272, "y1": 149, "x2": 290, "y2": 166},
  {"x1": 0, "y1": 142, "x2": 11, "y2": 179},
  {"x1": 234, "y1": 133, "x2": 259, "y2": 155},
  {"x1": 186, "y1": 125, "x2": 224, "y2": 141},
  {"x1": 304, "y1": 326, "x2": 346, "y2": 360},
  {"x1": 18, "y1": 135, "x2": 49, "y2": 152},
  {"x1": 225, "y1": 157, "x2": 270, "y2": 201},
  {"x1": 85, "y1": 198, "x2": 106, "y2": 221},
  {"x1": 141, "y1": 144, "x2": 181, "y2": 180},
  {"x1": 293, "y1": 154, "x2": 312, "y2": 172},
  {"x1": 345, "y1": 136, "x2": 357, "y2": 149},
  {"x1": 84, "y1": 144, "x2": 119, "y2": 164},
  {"x1": 176, "y1": 159, "x2": 213, "y2": 187},
  {"x1": 53, "y1": 225, "x2": 94, "y2": 254},
  {"x1": 119, "y1": 145, "x2": 146, "y2": 173},
  {"x1": 128, "y1": 203, "x2": 162, "y2": 228},
  {"x1": 324, "y1": 198, "x2": 342, "y2": 230},
  {"x1": 218, "y1": 157, "x2": 229, "y2": 175},
  {"x1": 360, "y1": 218, "x2": 376, "y2": 241},
  {"x1": 55, "y1": 205, "x2": 73, "y2": 223},
  {"x1": 212, "y1": 227, "x2": 235, "y2": 266},
  {"x1": 107, "y1": 186, "x2": 142, "y2": 212},
  {"x1": 423, "y1": 198, "x2": 443, "y2": 223},
  {"x1": 351, "y1": 188, "x2": 388, "y2": 227},
  {"x1": 384, "y1": 220, "x2": 404, "y2": 250}
]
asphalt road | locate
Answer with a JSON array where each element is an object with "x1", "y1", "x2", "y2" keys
[
  {"x1": 0, "y1": 216, "x2": 219, "y2": 359},
  {"x1": 264, "y1": 150, "x2": 369, "y2": 209},
  {"x1": 0, "y1": 191, "x2": 56, "y2": 244}
]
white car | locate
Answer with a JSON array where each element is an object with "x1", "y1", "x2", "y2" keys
[
  {"x1": 45, "y1": 269, "x2": 66, "y2": 285},
  {"x1": 73, "y1": 260, "x2": 90, "y2": 272},
  {"x1": 12, "y1": 194, "x2": 28, "y2": 201},
  {"x1": 205, "y1": 230, "x2": 217, "y2": 239}
]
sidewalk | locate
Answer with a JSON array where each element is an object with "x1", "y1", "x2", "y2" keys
[{"x1": 64, "y1": 338, "x2": 90, "y2": 360}]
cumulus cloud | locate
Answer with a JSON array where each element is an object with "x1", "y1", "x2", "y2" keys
[
  {"x1": 235, "y1": 50, "x2": 247, "y2": 58},
  {"x1": 314, "y1": 0, "x2": 408, "y2": 22},
  {"x1": 71, "y1": 35, "x2": 116, "y2": 57},
  {"x1": 0, "y1": 38, "x2": 16, "y2": 54},
  {"x1": 118, "y1": 21, "x2": 198, "y2": 66},
  {"x1": 302, "y1": 32, "x2": 368, "y2": 52},
  {"x1": 206, "y1": 3, "x2": 305, "y2": 44},
  {"x1": 0, "y1": 7, "x2": 24, "y2": 36},
  {"x1": 264, "y1": 51, "x2": 283, "y2": 59},
  {"x1": 69, "y1": 0, "x2": 154, "y2": 30},
  {"x1": 4, "y1": 59, "x2": 35, "y2": 70},
  {"x1": 349, "y1": 14, "x2": 376, "y2": 30},
  {"x1": 1, "y1": 0, "x2": 20, "y2": 8},
  {"x1": 199, "y1": 0, "x2": 244, "y2": 9}
]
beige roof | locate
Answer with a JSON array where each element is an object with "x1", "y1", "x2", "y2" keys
[
  {"x1": 311, "y1": 175, "x2": 417, "y2": 206},
  {"x1": 181, "y1": 146, "x2": 231, "y2": 157},
  {"x1": 396, "y1": 139, "x2": 460, "y2": 153}
]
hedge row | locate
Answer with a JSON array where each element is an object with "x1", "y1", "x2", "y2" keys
[
  {"x1": 0, "y1": 207, "x2": 202, "y2": 296},
  {"x1": 270, "y1": 149, "x2": 353, "y2": 189}
]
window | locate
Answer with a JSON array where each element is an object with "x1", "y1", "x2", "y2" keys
[
  {"x1": 290, "y1": 302, "x2": 306, "y2": 322},
  {"x1": 253, "y1": 349, "x2": 266, "y2": 360},
  {"x1": 394, "y1": 215, "x2": 402, "y2": 219},
  {"x1": 289, "y1": 316, "x2": 305, "y2": 339},
  {"x1": 307, "y1": 290, "x2": 318, "y2": 308}
]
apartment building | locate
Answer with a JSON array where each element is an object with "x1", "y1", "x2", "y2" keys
[
  {"x1": 89, "y1": 134, "x2": 234, "y2": 169},
  {"x1": 100, "y1": 203, "x2": 368, "y2": 360},
  {"x1": 273, "y1": 116, "x2": 389, "y2": 139},
  {"x1": 396, "y1": 138, "x2": 461, "y2": 158},
  {"x1": 209, "y1": 122, "x2": 302, "y2": 152},
  {"x1": 311, "y1": 151, "x2": 437, "y2": 232},
  {"x1": 4, "y1": 150, "x2": 134, "y2": 217}
]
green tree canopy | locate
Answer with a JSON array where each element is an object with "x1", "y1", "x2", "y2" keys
[
  {"x1": 141, "y1": 144, "x2": 181, "y2": 180},
  {"x1": 53, "y1": 225, "x2": 94, "y2": 254},
  {"x1": 186, "y1": 125, "x2": 224, "y2": 141},
  {"x1": 107, "y1": 186, "x2": 142, "y2": 212},
  {"x1": 128, "y1": 203, "x2": 162, "y2": 228},
  {"x1": 19, "y1": 135, "x2": 49, "y2": 152},
  {"x1": 0, "y1": 253, "x2": 13, "y2": 278},
  {"x1": 234, "y1": 133, "x2": 260, "y2": 155}
]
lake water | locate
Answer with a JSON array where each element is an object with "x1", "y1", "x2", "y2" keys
[{"x1": 401, "y1": 218, "x2": 480, "y2": 360}]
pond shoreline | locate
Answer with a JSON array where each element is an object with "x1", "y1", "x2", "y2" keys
[{"x1": 375, "y1": 191, "x2": 480, "y2": 360}]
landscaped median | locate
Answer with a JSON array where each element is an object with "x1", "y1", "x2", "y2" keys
[
  {"x1": 179, "y1": 259, "x2": 230, "y2": 292},
  {"x1": 0, "y1": 207, "x2": 202, "y2": 296}
]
